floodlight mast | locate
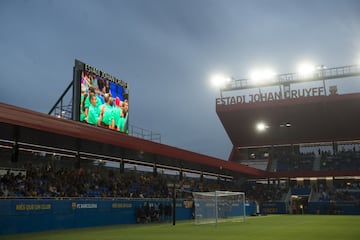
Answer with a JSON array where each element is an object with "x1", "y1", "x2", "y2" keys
[{"x1": 222, "y1": 64, "x2": 360, "y2": 92}]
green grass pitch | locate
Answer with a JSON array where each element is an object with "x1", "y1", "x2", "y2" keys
[{"x1": 1, "y1": 215, "x2": 359, "y2": 240}]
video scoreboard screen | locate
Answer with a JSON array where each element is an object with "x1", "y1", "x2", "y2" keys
[{"x1": 73, "y1": 60, "x2": 129, "y2": 133}]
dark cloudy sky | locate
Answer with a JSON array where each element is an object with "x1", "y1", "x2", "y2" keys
[{"x1": 0, "y1": 0, "x2": 359, "y2": 160}]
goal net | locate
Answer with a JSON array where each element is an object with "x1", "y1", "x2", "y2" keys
[{"x1": 192, "y1": 191, "x2": 246, "y2": 225}]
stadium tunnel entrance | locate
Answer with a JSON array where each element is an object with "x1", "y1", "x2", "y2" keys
[{"x1": 290, "y1": 195, "x2": 308, "y2": 214}]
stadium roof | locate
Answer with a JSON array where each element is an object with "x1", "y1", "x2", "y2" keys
[
  {"x1": 0, "y1": 103, "x2": 264, "y2": 179},
  {"x1": 1, "y1": 103, "x2": 359, "y2": 179},
  {"x1": 216, "y1": 93, "x2": 360, "y2": 149}
]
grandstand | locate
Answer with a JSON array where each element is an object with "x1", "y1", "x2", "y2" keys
[
  {"x1": 216, "y1": 64, "x2": 360, "y2": 215},
  {"x1": 1, "y1": 64, "x2": 360, "y2": 236}
]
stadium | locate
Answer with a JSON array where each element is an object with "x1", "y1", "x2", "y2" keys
[{"x1": 1, "y1": 60, "x2": 360, "y2": 239}]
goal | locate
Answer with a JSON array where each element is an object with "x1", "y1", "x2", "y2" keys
[{"x1": 192, "y1": 191, "x2": 246, "y2": 225}]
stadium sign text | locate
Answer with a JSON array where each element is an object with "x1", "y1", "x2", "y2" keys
[
  {"x1": 216, "y1": 86, "x2": 326, "y2": 105},
  {"x1": 84, "y1": 63, "x2": 127, "y2": 88},
  {"x1": 76, "y1": 203, "x2": 98, "y2": 209}
]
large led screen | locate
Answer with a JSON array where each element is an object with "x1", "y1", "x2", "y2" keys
[{"x1": 73, "y1": 60, "x2": 129, "y2": 133}]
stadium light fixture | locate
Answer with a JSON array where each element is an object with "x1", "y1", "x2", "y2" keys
[
  {"x1": 297, "y1": 62, "x2": 316, "y2": 78},
  {"x1": 210, "y1": 74, "x2": 231, "y2": 89},
  {"x1": 249, "y1": 68, "x2": 276, "y2": 85},
  {"x1": 256, "y1": 122, "x2": 268, "y2": 132},
  {"x1": 280, "y1": 122, "x2": 292, "y2": 128}
]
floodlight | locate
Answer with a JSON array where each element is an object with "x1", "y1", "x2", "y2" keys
[
  {"x1": 297, "y1": 62, "x2": 315, "y2": 78},
  {"x1": 249, "y1": 68, "x2": 276, "y2": 85},
  {"x1": 256, "y1": 122, "x2": 268, "y2": 132},
  {"x1": 280, "y1": 122, "x2": 292, "y2": 128},
  {"x1": 210, "y1": 74, "x2": 230, "y2": 88},
  {"x1": 263, "y1": 69, "x2": 276, "y2": 78}
]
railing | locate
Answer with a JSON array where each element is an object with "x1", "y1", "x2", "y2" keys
[
  {"x1": 128, "y1": 125, "x2": 161, "y2": 143},
  {"x1": 222, "y1": 64, "x2": 360, "y2": 91}
]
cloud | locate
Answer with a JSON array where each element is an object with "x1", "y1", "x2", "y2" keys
[{"x1": 0, "y1": 0, "x2": 359, "y2": 159}]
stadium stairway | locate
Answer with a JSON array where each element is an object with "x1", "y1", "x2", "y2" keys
[
  {"x1": 313, "y1": 155, "x2": 321, "y2": 171},
  {"x1": 268, "y1": 158, "x2": 277, "y2": 172}
]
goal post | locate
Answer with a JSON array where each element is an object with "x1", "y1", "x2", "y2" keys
[{"x1": 192, "y1": 191, "x2": 246, "y2": 225}]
